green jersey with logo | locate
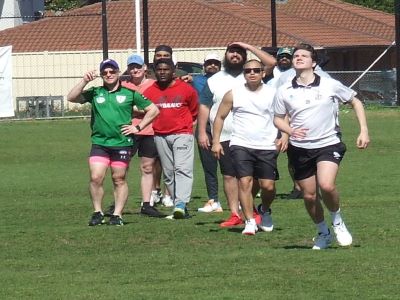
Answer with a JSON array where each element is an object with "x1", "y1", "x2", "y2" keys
[{"x1": 82, "y1": 85, "x2": 152, "y2": 147}]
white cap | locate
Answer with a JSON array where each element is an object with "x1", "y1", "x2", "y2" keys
[{"x1": 204, "y1": 53, "x2": 221, "y2": 63}]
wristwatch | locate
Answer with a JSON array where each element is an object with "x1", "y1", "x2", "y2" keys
[{"x1": 135, "y1": 125, "x2": 141, "y2": 132}]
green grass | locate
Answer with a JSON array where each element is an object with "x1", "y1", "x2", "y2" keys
[{"x1": 0, "y1": 110, "x2": 399, "y2": 299}]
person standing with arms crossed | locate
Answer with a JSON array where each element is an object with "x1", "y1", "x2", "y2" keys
[
  {"x1": 273, "y1": 44, "x2": 370, "y2": 249},
  {"x1": 67, "y1": 58, "x2": 159, "y2": 226}
]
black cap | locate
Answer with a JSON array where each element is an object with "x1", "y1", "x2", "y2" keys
[
  {"x1": 154, "y1": 45, "x2": 173, "y2": 55},
  {"x1": 154, "y1": 58, "x2": 175, "y2": 69}
]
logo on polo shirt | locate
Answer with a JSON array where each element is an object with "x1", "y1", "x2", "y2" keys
[
  {"x1": 95, "y1": 96, "x2": 106, "y2": 104},
  {"x1": 116, "y1": 95, "x2": 126, "y2": 103}
]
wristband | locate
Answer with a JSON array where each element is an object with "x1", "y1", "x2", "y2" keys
[{"x1": 135, "y1": 125, "x2": 141, "y2": 132}]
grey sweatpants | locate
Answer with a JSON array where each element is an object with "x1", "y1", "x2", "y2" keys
[{"x1": 154, "y1": 134, "x2": 194, "y2": 204}]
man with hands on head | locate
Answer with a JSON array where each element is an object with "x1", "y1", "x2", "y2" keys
[{"x1": 67, "y1": 58, "x2": 159, "y2": 226}]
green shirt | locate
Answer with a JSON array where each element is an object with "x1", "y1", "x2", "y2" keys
[{"x1": 82, "y1": 84, "x2": 152, "y2": 147}]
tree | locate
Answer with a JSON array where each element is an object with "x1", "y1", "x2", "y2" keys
[
  {"x1": 342, "y1": 0, "x2": 394, "y2": 13},
  {"x1": 44, "y1": 0, "x2": 103, "y2": 12}
]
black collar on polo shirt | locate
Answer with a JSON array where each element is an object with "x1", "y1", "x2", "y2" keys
[{"x1": 292, "y1": 73, "x2": 321, "y2": 89}]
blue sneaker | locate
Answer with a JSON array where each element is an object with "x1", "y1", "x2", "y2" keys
[{"x1": 173, "y1": 202, "x2": 187, "y2": 219}]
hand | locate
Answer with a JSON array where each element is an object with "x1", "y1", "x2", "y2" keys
[
  {"x1": 121, "y1": 124, "x2": 139, "y2": 136},
  {"x1": 290, "y1": 127, "x2": 309, "y2": 140},
  {"x1": 356, "y1": 132, "x2": 370, "y2": 149},
  {"x1": 197, "y1": 132, "x2": 210, "y2": 150},
  {"x1": 180, "y1": 74, "x2": 193, "y2": 83},
  {"x1": 83, "y1": 70, "x2": 97, "y2": 83},
  {"x1": 211, "y1": 142, "x2": 224, "y2": 160},
  {"x1": 276, "y1": 134, "x2": 289, "y2": 152}
]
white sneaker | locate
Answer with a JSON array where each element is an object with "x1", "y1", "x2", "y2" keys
[
  {"x1": 258, "y1": 206, "x2": 273, "y2": 232},
  {"x1": 162, "y1": 195, "x2": 174, "y2": 207},
  {"x1": 312, "y1": 231, "x2": 333, "y2": 250},
  {"x1": 198, "y1": 199, "x2": 223, "y2": 213},
  {"x1": 242, "y1": 219, "x2": 258, "y2": 235},
  {"x1": 150, "y1": 190, "x2": 162, "y2": 205},
  {"x1": 332, "y1": 222, "x2": 353, "y2": 246}
]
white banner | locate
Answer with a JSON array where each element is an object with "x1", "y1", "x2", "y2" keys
[{"x1": 0, "y1": 45, "x2": 14, "y2": 117}]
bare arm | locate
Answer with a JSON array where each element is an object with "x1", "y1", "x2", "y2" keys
[
  {"x1": 211, "y1": 90, "x2": 233, "y2": 159},
  {"x1": 197, "y1": 104, "x2": 211, "y2": 149},
  {"x1": 121, "y1": 103, "x2": 159, "y2": 135},
  {"x1": 273, "y1": 114, "x2": 308, "y2": 140},
  {"x1": 67, "y1": 70, "x2": 96, "y2": 103},
  {"x1": 349, "y1": 97, "x2": 370, "y2": 149},
  {"x1": 231, "y1": 42, "x2": 277, "y2": 75}
]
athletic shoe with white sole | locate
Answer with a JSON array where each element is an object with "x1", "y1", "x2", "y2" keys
[
  {"x1": 332, "y1": 221, "x2": 353, "y2": 246},
  {"x1": 162, "y1": 195, "x2": 174, "y2": 207},
  {"x1": 108, "y1": 215, "x2": 124, "y2": 226},
  {"x1": 173, "y1": 201, "x2": 186, "y2": 219},
  {"x1": 257, "y1": 204, "x2": 273, "y2": 232},
  {"x1": 151, "y1": 190, "x2": 162, "y2": 205},
  {"x1": 312, "y1": 230, "x2": 333, "y2": 250},
  {"x1": 198, "y1": 199, "x2": 223, "y2": 213},
  {"x1": 242, "y1": 219, "x2": 258, "y2": 235}
]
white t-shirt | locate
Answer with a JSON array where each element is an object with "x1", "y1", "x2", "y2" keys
[
  {"x1": 207, "y1": 71, "x2": 245, "y2": 142},
  {"x1": 274, "y1": 75, "x2": 356, "y2": 149},
  {"x1": 230, "y1": 83, "x2": 278, "y2": 150}
]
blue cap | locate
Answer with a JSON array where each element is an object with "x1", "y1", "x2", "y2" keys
[
  {"x1": 99, "y1": 58, "x2": 119, "y2": 71},
  {"x1": 127, "y1": 54, "x2": 145, "y2": 66}
]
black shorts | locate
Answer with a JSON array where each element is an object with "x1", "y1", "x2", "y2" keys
[
  {"x1": 135, "y1": 135, "x2": 158, "y2": 158},
  {"x1": 230, "y1": 145, "x2": 279, "y2": 180},
  {"x1": 287, "y1": 142, "x2": 346, "y2": 180},
  {"x1": 218, "y1": 141, "x2": 237, "y2": 177},
  {"x1": 89, "y1": 144, "x2": 136, "y2": 165}
]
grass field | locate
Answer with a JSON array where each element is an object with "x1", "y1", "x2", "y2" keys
[{"x1": 0, "y1": 109, "x2": 399, "y2": 299}]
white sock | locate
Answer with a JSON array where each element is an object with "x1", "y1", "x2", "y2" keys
[
  {"x1": 330, "y1": 208, "x2": 343, "y2": 225},
  {"x1": 317, "y1": 221, "x2": 330, "y2": 235}
]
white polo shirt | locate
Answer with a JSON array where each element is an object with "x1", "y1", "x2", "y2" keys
[
  {"x1": 231, "y1": 83, "x2": 277, "y2": 150},
  {"x1": 274, "y1": 74, "x2": 356, "y2": 149}
]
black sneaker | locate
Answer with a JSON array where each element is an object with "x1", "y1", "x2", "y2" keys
[
  {"x1": 88, "y1": 211, "x2": 105, "y2": 226},
  {"x1": 108, "y1": 215, "x2": 124, "y2": 226},
  {"x1": 141, "y1": 204, "x2": 163, "y2": 217},
  {"x1": 286, "y1": 189, "x2": 303, "y2": 199},
  {"x1": 104, "y1": 203, "x2": 115, "y2": 217}
]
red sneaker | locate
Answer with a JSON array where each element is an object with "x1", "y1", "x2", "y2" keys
[
  {"x1": 253, "y1": 208, "x2": 261, "y2": 225},
  {"x1": 220, "y1": 213, "x2": 244, "y2": 227}
]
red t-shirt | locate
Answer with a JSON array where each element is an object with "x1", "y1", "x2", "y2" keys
[{"x1": 143, "y1": 80, "x2": 198, "y2": 135}]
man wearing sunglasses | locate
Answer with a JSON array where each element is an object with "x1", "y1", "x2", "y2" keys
[
  {"x1": 198, "y1": 42, "x2": 276, "y2": 228},
  {"x1": 211, "y1": 59, "x2": 286, "y2": 235},
  {"x1": 67, "y1": 58, "x2": 159, "y2": 226}
]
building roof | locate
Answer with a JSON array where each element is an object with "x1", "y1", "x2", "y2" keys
[{"x1": 0, "y1": 0, "x2": 394, "y2": 53}]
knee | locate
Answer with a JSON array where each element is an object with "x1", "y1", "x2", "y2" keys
[
  {"x1": 303, "y1": 192, "x2": 316, "y2": 202},
  {"x1": 90, "y1": 174, "x2": 104, "y2": 186},
  {"x1": 140, "y1": 163, "x2": 154, "y2": 175},
  {"x1": 318, "y1": 182, "x2": 336, "y2": 194}
]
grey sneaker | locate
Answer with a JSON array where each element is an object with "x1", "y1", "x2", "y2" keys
[
  {"x1": 257, "y1": 204, "x2": 273, "y2": 232},
  {"x1": 312, "y1": 230, "x2": 333, "y2": 250}
]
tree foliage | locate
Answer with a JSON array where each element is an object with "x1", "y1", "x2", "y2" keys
[
  {"x1": 342, "y1": 0, "x2": 394, "y2": 13},
  {"x1": 45, "y1": 0, "x2": 395, "y2": 13}
]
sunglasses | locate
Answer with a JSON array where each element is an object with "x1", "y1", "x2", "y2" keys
[
  {"x1": 204, "y1": 60, "x2": 221, "y2": 66},
  {"x1": 100, "y1": 70, "x2": 118, "y2": 76},
  {"x1": 243, "y1": 68, "x2": 262, "y2": 74}
]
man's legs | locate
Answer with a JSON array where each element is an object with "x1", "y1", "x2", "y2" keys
[
  {"x1": 110, "y1": 165, "x2": 129, "y2": 217},
  {"x1": 140, "y1": 156, "x2": 156, "y2": 204},
  {"x1": 89, "y1": 162, "x2": 108, "y2": 213}
]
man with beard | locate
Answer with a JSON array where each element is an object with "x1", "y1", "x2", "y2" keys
[{"x1": 197, "y1": 42, "x2": 276, "y2": 227}]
